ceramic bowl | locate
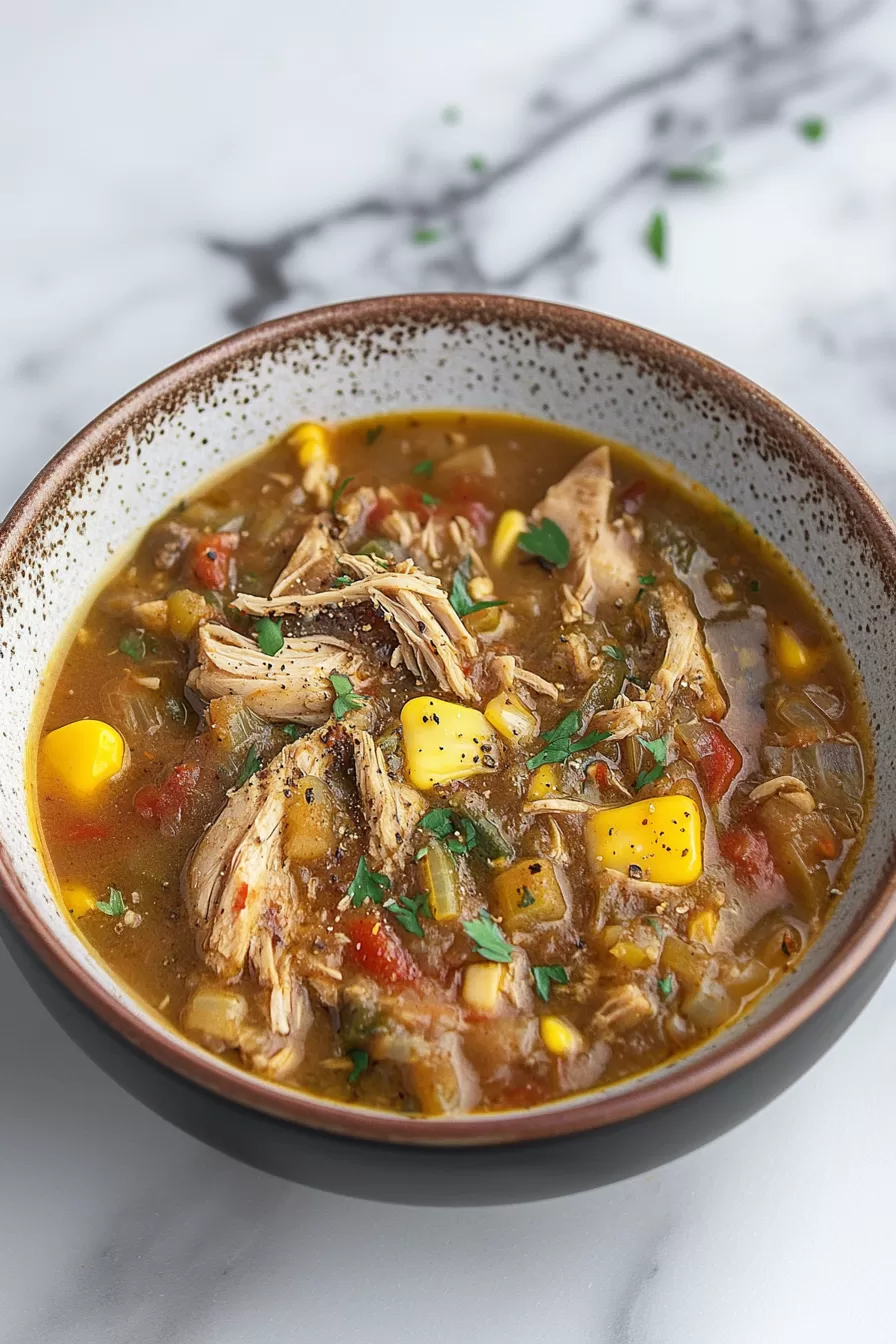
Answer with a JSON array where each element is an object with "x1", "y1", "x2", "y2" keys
[{"x1": 2, "y1": 294, "x2": 896, "y2": 1206}]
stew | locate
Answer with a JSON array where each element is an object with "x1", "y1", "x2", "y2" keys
[{"x1": 32, "y1": 411, "x2": 871, "y2": 1115}]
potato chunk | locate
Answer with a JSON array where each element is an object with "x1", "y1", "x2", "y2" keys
[
  {"x1": 283, "y1": 776, "x2": 339, "y2": 864},
  {"x1": 493, "y1": 857, "x2": 568, "y2": 933}
]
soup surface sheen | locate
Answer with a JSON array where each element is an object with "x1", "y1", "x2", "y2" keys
[{"x1": 33, "y1": 412, "x2": 871, "y2": 1115}]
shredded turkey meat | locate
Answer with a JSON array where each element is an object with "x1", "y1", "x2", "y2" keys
[
  {"x1": 187, "y1": 623, "x2": 368, "y2": 723},
  {"x1": 531, "y1": 445, "x2": 640, "y2": 613},
  {"x1": 351, "y1": 729, "x2": 426, "y2": 879}
]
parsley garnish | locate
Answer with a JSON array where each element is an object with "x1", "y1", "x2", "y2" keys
[
  {"x1": 601, "y1": 643, "x2": 624, "y2": 661},
  {"x1": 666, "y1": 163, "x2": 720, "y2": 184},
  {"x1": 645, "y1": 917, "x2": 663, "y2": 936},
  {"x1": 442, "y1": 104, "x2": 461, "y2": 124},
  {"x1": 412, "y1": 227, "x2": 440, "y2": 244},
  {"x1": 386, "y1": 890, "x2": 432, "y2": 938},
  {"x1": 365, "y1": 425, "x2": 385, "y2": 445},
  {"x1": 645, "y1": 209, "x2": 667, "y2": 263},
  {"x1": 330, "y1": 673, "x2": 365, "y2": 720},
  {"x1": 333, "y1": 574, "x2": 352, "y2": 587},
  {"x1": 448, "y1": 555, "x2": 506, "y2": 621},
  {"x1": 519, "y1": 887, "x2": 536, "y2": 908},
  {"x1": 421, "y1": 492, "x2": 440, "y2": 509},
  {"x1": 119, "y1": 630, "x2": 145, "y2": 662},
  {"x1": 517, "y1": 517, "x2": 570, "y2": 568},
  {"x1": 347, "y1": 1049, "x2": 369, "y2": 1084},
  {"x1": 96, "y1": 886, "x2": 125, "y2": 917},
  {"x1": 638, "y1": 573, "x2": 656, "y2": 588},
  {"x1": 462, "y1": 909, "x2": 513, "y2": 963},
  {"x1": 412, "y1": 458, "x2": 434, "y2": 478},
  {"x1": 235, "y1": 745, "x2": 263, "y2": 788},
  {"x1": 657, "y1": 973, "x2": 674, "y2": 998},
  {"x1": 749, "y1": 579, "x2": 760, "y2": 593},
  {"x1": 635, "y1": 734, "x2": 668, "y2": 791},
  {"x1": 283, "y1": 724, "x2": 303, "y2": 742},
  {"x1": 799, "y1": 116, "x2": 826, "y2": 142},
  {"x1": 526, "y1": 710, "x2": 610, "y2": 770},
  {"x1": 348, "y1": 856, "x2": 391, "y2": 908},
  {"x1": 255, "y1": 616, "x2": 284, "y2": 657},
  {"x1": 532, "y1": 965, "x2": 569, "y2": 1001},
  {"x1": 418, "y1": 808, "x2": 478, "y2": 856},
  {"x1": 467, "y1": 154, "x2": 486, "y2": 172},
  {"x1": 331, "y1": 476, "x2": 355, "y2": 515}
]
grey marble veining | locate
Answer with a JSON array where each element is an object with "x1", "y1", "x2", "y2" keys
[{"x1": 3, "y1": 1, "x2": 896, "y2": 1340}]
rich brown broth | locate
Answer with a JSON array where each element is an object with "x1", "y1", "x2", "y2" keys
[{"x1": 31, "y1": 411, "x2": 871, "y2": 1115}]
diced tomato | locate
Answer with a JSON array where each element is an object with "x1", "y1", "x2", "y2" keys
[
  {"x1": 343, "y1": 911, "x2": 420, "y2": 986},
  {"x1": 618, "y1": 479, "x2": 648, "y2": 515},
  {"x1": 719, "y1": 824, "x2": 777, "y2": 889},
  {"x1": 65, "y1": 820, "x2": 111, "y2": 843},
  {"x1": 677, "y1": 720, "x2": 743, "y2": 805},
  {"x1": 587, "y1": 760, "x2": 611, "y2": 789},
  {"x1": 232, "y1": 882, "x2": 250, "y2": 915},
  {"x1": 134, "y1": 762, "x2": 201, "y2": 830},
  {"x1": 191, "y1": 532, "x2": 238, "y2": 591}
]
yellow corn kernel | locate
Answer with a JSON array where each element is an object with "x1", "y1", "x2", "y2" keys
[
  {"x1": 687, "y1": 908, "x2": 719, "y2": 946},
  {"x1": 493, "y1": 857, "x2": 568, "y2": 932},
  {"x1": 492, "y1": 509, "x2": 527, "y2": 566},
  {"x1": 288, "y1": 421, "x2": 329, "y2": 468},
  {"x1": 400, "y1": 696, "x2": 499, "y2": 790},
  {"x1": 484, "y1": 691, "x2": 538, "y2": 745},
  {"x1": 167, "y1": 588, "x2": 210, "y2": 641},
  {"x1": 585, "y1": 795, "x2": 702, "y2": 886},
  {"x1": 540, "y1": 1015, "x2": 582, "y2": 1057},
  {"x1": 462, "y1": 962, "x2": 505, "y2": 1013},
  {"x1": 526, "y1": 762, "x2": 561, "y2": 802},
  {"x1": 60, "y1": 882, "x2": 95, "y2": 918},
  {"x1": 608, "y1": 939, "x2": 654, "y2": 970},
  {"x1": 771, "y1": 623, "x2": 822, "y2": 680},
  {"x1": 40, "y1": 720, "x2": 126, "y2": 801}
]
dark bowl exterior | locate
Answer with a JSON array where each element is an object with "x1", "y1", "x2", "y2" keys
[{"x1": 4, "y1": 294, "x2": 896, "y2": 1204}]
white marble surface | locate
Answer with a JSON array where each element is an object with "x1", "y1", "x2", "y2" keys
[{"x1": 3, "y1": 1, "x2": 896, "y2": 1338}]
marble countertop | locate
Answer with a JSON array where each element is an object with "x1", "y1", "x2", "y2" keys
[{"x1": 3, "y1": 1, "x2": 896, "y2": 1339}]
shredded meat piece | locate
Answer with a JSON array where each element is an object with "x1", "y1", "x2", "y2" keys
[
  {"x1": 592, "y1": 985, "x2": 655, "y2": 1036},
  {"x1": 351, "y1": 729, "x2": 426, "y2": 879},
  {"x1": 271, "y1": 514, "x2": 343, "y2": 598},
  {"x1": 531, "y1": 445, "x2": 640, "y2": 613},
  {"x1": 233, "y1": 555, "x2": 478, "y2": 701},
  {"x1": 487, "y1": 652, "x2": 560, "y2": 700},
  {"x1": 524, "y1": 798, "x2": 593, "y2": 816},
  {"x1": 187, "y1": 623, "x2": 368, "y2": 723},
  {"x1": 146, "y1": 519, "x2": 194, "y2": 572},
  {"x1": 749, "y1": 775, "x2": 815, "y2": 812},
  {"x1": 131, "y1": 599, "x2": 170, "y2": 635}
]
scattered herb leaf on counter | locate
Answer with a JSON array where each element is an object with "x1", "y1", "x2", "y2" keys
[
  {"x1": 413, "y1": 227, "x2": 441, "y2": 244},
  {"x1": 462, "y1": 909, "x2": 514, "y2": 963},
  {"x1": 799, "y1": 116, "x2": 826, "y2": 142},
  {"x1": 348, "y1": 856, "x2": 392, "y2": 908},
  {"x1": 255, "y1": 616, "x2": 284, "y2": 657},
  {"x1": 96, "y1": 887, "x2": 126, "y2": 917},
  {"x1": 330, "y1": 673, "x2": 365, "y2": 720},
  {"x1": 442, "y1": 104, "x2": 461, "y2": 124},
  {"x1": 517, "y1": 517, "x2": 570, "y2": 568},
  {"x1": 532, "y1": 965, "x2": 569, "y2": 1001},
  {"x1": 467, "y1": 154, "x2": 486, "y2": 172},
  {"x1": 645, "y1": 209, "x2": 667, "y2": 263},
  {"x1": 666, "y1": 163, "x2": 720, "y2": 184}
]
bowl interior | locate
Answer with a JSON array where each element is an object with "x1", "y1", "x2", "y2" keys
[{"x1": 3, "y1": 295, "x2": 896, "y2": 1133}]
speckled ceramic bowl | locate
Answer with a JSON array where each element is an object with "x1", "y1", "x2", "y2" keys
[{"x1": 2, "y1": 295, "x2": 896, "y2": 1205}]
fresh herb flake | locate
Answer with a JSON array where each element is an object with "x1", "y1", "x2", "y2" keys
[
  {"x1": 517, "y1": 517, "x2": 570, "y2": 568},
  {"x1": 799, "y1": 116, "x2": 826, "y2": 142},
  {"x1": 330, "y1": 672, "x2": 365, "y2": 720},
  {"x1": 601, "y1": 643, "x2": 624, "y2": 661},
  {"x1": 412, "y1": 458, "x2": 435, "y2": 478},
  {"x1": 645, "y1": 209, "x2": 667, "y2": 263},
  {"x1": 282, "y1": 724, "x2": 303, "y2": 742},
  {"x1": 526, "y1": 709, "x2": 610, "y2": 770},
  {"x1": 365, "y1": 424, "x2": 385, "y2": 445},
  {"x1": 333, "y1": 574, "x2": 353, "y2": 587},
  {"x1": 638, "y1": 734, "x2": 668, "y2": 766},
  {"x1": 118, "y1": 630, "x2": 145, "y2": 662},
  {"x1": 347, "y1": 1049, "x2": 369, "y2": 1084},
  {"x1": 467, "y1": 154, "x2": 486, "y2": 172},
  {"x1": 749, "y1": 579, "x2": 760, "y2": 593},
  {"x1": 413, "y1": 227, "x2": 441, "y2": 244},
  {"x1": 421, "y1": 492, "x2": 441, "y2": 509},
  {"x1": 331, "y1": 476, "x2": 355, "y2": 515},
  {"x1": 235, "y1": 745, "x2": 264, "y2": 788},
  {"x1": 646, "y1": 917, "x2": 663, "y2": 936},
  {"x1": 348, "y1": 855, "x2": 392, "y2": 908},
  {"x1": 462, "y1": 909, "x2": 513, "y2": 963},
  {"x1": 635, "y1": 761, "x2": 665, "y2": 791},
  {"x1": 96, "y1": 886, "x2": 126, "y2": 917},
  {"x1": 418, "y1": 807, "x2": 478, "y2": 856},
  {"x1": 442, "y1": 104, "x2": 461, "y2": 124},
  {"x1": 386, "y1": 890, "x2": 433, "y2": 938},
  {"x1": 448, "y1": 555, "x2": 506, "y2": 621},
  {"x1": 638, "y1": 573, "x2": 657, "y2": 588},
  {"x1": 532, "y1": 964, "x2": 569, "y2": 1002},
  {"x1": 666, "y1": 163, "x2": 720, "y2": 184},
  {"x1": 255, "y1": 616, "x2": 284, "y2": 657},
  {"x1": 657, "y1": 973, "x2": 675, "y2": 999}
]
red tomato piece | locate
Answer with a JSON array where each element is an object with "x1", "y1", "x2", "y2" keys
[
  {"x1": 618, "y1": 479, "x2": 648, "y2": 515},
  {"x1": 587, "y1": 760, "x2": 611, "y2": 789},
  {"x1": 719, "y1": 824, "x2": 777, "y2": 889},
  {"x1": 678, "y1": 720, "x2": 743, "y2": 804},
  {"x1": 134, "y1": 762, "x2": 201, "y2": 829},
  {"x1": 343, "y1": 911, "x2": 420, "y2": 986},
  {"x1": 191, "y1": 532, "x2": 237, "y2": 591}
]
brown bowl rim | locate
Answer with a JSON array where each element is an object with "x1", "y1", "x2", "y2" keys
[{"x1": 3, "y1": 291, "x2": 896, "y2": 1148}]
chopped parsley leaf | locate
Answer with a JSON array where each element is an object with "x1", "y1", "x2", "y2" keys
[
  {"x1": 418, "y1": 807, "x2": 478, "y2": 856},
  {"x1": 96, "y1": 886, "x2": 125, "y2": 917},
  {"x1": 657, "y1": 973, "x2": 675, "y2": 999},
  {"x1": 467, "y1": 154, "x2": 486, "y2": 172},
  {"x1": 601, "y1": 643, "x2": 624, "y2": 661},
  {"x1": 519, "y1": 887, "x2": 536, "y2": 908},
  {"x1": 462, "y1": 909, "x2": 513, "y2": 963},
  {"x1": 412, "y1": 458, "x2": 435, "y2": 478},
  {"x1": 638, "y1": 573, "x2": 657, "y2": 588},
  {"x1": 526, "y1": 709, "x2": 610, "y2": 770},
  {"x1": 330, "y1": 672, "x2": 365, "y2": 720},
  {"x1": 448, "y1": 555, "x2": 506, "y2": 621},
  {"x1": 282, "y1": 724, "x2": 303, "y2": 742},
  {"x1": 347, "y1": 1049, "x2": 369, "y2": 1084},
  {"x1": 532, "y1": 964, "x2": 569, "y2": 1002},
  {"x1": 517, "y1": 517, "x2": 570, "y2": 568},
  {"x1": 749, "y1": 579, "x2": 760, "y2": 593},
  {"x1": 442, "y1": 104, "x2": 461, "y2": 124},
  {"x1": 118, "y1": 629, "x2": 145, "y2": 662},
  {"x1": 365, "y1": 424, "x2": 385, "y2": 445},
  {"x1": 386, "y1": 890, "x2": 433, "y2": 938},
  {"x1": 235, "y1": 745, "x2": 264, "y2": 788},
  {"x1": 413, "y1": 227, "x2": 441, "y2": 244},
  {"x1": 421, "y1": 492, "x2": 441, "y2": 509},
  {"x1": 645, "y1": 209, "x2": 667, "y2": 263},
  {"x1": 331, "y1": 476, "x2": 355, "y2": 515},
  {"x1": 348, "y1": 855, "x2": 391, "y2": 908},
  {"x1": 255, "y1": 616, "x2": 284, "y2": 657},
  {"x1": 799, "y1": 116, "x2": 826, "y2": 142},
  {"x1": 333, "y1": 574, "x2": 352, "y2": 587},
  {"x1": 666, "y1": 163, "x2": 720, "y2": 184}
]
